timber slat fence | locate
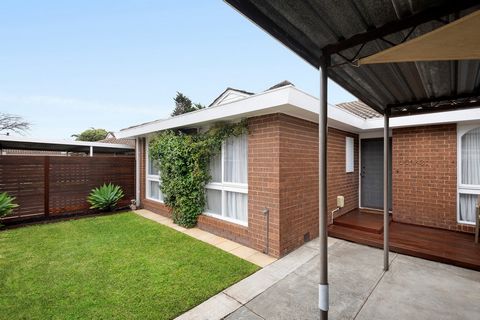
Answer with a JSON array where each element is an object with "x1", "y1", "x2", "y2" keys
[{"x1": 0, "y1": 155, "x2": 135, "y2": 222}]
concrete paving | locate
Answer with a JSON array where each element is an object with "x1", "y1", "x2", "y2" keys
[{"x1": 179, "y1": 237, "x2": 480, "y2": 320}]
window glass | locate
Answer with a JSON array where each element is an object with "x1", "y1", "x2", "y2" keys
[
  {"x1": 224, "y1": 134, "x2": 248, "y2": 184},
  {"x1": 459, "y1": 193, "x2": 477, "y2": 223},
  {"x1": 148, "y1": 157, "x2": 159, "y2": 176},
  {"x1": 206, "y1": 189, "x2": 222, "y2": 215},
  {"x1": 225, "y1": 191, "x2": 247, "y2": 222},
  {"x1": 209, "y1": 153, "x2": 222, "y2": 183},
  {"x1": 345, "y1": 137, "x2": 354, "y2": 173},
  {"x1": 149, "y1": 181, "x2": 160, "y2": 200},
  {"x1": 461, "y1": 127, "x2": 480, "y2": 185},
  {"x1": 205, "y1": 133, "x2": 248, "y2": 225},
  {"x1": 146, "y1": 142, "x2": 163, "y2": 202}
]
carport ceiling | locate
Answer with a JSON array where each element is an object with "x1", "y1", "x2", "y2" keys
[{"x1": 225, "y1": 0, "x2": 480, "y2": 116}]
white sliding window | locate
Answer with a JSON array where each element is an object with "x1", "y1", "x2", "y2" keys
[
  {"x1": 457, "y1": 124, "x2": 480, "y2": 224},
  {"x1": 205, "y1": 134, "x2": 248, "y2": 225},
  {"x1": 146, "y1": 138, "x2": 164, "y2": 203}
]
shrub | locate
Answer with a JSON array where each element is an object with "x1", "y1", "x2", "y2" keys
[
  {"x1": 0, "y1": 192, "x2": 18, "y2": 218},
  {"x1": 87, "y1": 183, "x2": 125, "y2": 211}
]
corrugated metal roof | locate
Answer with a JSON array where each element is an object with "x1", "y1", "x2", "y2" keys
[
  {"x1": 225, "y1": 0, "x2": 480, "y2": 116},
  {"x1": 336, "y1": 101, "x2": 382, "y2": 119}
]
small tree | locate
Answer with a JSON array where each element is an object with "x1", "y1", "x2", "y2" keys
[
  {"x1": 72, "y1": 128, "x2": 109, "y2": 141},
  {"x1": 171, "y1": 92, "x2": 204, "y2": 117},
  {"x1": 0, "y1": 113, "x2": 30, "y2": 134}
]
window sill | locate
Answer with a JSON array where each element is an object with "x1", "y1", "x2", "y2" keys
[
  {"x1": 145, "y1": 197, "x2": 164, "y2": 204},
  {"x1": 202, "y1": 212, "x2": 248, "y2": 227}
]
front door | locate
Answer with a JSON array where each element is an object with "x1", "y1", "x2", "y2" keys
[{"x1": 361, "y1": 138, "x2": 392, "y2": 210}]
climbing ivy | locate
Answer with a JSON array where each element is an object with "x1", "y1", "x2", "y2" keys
[{"x1": 148, "y1": 120, "x2": 248, "y2": 227}]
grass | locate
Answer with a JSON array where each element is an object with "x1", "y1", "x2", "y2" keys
[{"x1": 0, "y1": 212, "x2": 259, "y2": 320}]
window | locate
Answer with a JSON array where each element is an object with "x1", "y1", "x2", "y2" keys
[
  {"x1": 205, "y1": 134, "x2": 248, "y2": 225},
  {"x1": 346, "y1": 137, "x2": 354, "y2": 173},
  {"x1": 146, "y1": 138, "x2": 164, "y2": 202},
  {"x1": 457, "y1": 125, "x2": 480, "y2": 224}
]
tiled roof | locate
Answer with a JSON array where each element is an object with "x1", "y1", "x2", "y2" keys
[
  {"x1": 98, "y1": 137, "x2": 136, "y2": 147},
  {"x1": 335, "y1": 101, "x2": 382, "y2": 119}
]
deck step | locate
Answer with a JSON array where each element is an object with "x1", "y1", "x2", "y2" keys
[{"x1": 333, "y1": 210, "x2": 390, "y2": 234}]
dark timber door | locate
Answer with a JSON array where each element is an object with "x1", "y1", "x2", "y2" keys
[{"x1": 361, "y1": 138, "x2": 392, "y2": 210}]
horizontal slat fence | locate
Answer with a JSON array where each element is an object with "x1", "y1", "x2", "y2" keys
[{"x1": 0, "y1": 156, "x2": 134, "y2": 222}]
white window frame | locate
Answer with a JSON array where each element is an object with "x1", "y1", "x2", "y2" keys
[
  {"x1": 204, "y1": 138, "x2": 248, "y2": 227},
  {"x1": 457, "y1": 123, "x2": 480, "y2": 225},
  {"x1": 145, "y1": 137, "x2": 164, "y2": 203},
  {"x1": 345, "y1": 136, "x2": 354, "y2": 173}
]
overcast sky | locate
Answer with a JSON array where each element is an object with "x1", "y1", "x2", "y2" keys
[{"x1": 0, "y1": 0, "x2": 355, "y2": 139}]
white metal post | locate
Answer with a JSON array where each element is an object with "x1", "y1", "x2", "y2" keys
[
  {"x1": 319, "y1": 57, "x2": 329, "y2": 320},
  {"x1": 135, "y1": 137, "x2": 141, "y2": 207},
  {"x1": 384, "y1": 108, "x2": 390, "y2": 271},
  {"x1": 89, "y1": 146, "x2": 93, "y2": 157}
]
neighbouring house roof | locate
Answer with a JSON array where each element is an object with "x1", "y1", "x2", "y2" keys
[
  {"x1": 209, "y1": 81, "x2": 294, "y2": 107},
  {"x1": 208, "y1": 88, "x2": 254, "y2": 107},
  {"x1": 336, "y1": 101, "x2": 382, "y2": 119},
  {"x1": 266, "y1": 80, "x2": 294, "y2": 91},
  {"x1": 116, "y1": 83, "x2": 480, "y2": 139},
  {"x1": 99, "y1": 136, "x2": 136, "y2": 148}
]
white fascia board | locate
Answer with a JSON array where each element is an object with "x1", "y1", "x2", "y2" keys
[
  {"x1": 117, "y1": 86, "x2": 291, "y2": 138},
  {"x1": 363, "y1": 107, "x2": 480, "y2": 130},
  {"x1": 0, "y1": 135, "x2": 134, "y2": 149},
  {"x1": 117, "y1": 86, "x2": 369, "y2": 138}
]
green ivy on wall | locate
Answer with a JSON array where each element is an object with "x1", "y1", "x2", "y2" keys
[{"x1": 148, "y1": 120, "x2": 248, "y2": 227}]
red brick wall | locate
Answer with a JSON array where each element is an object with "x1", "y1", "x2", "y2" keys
[
  {"x1": 246, "y1": 114, "x2": 282, "y2": 256},
  {"x1": 277, "y1": 114, "x2": 359, "y2": 255},
  {"x1": 138, "y1": 114, "x2": 360, "y2": 257},
  {"x1": 278, "y1": 115, "x2": 318, "y2": 255},
  {"x1": 328, "y1": 128, "x2": 360, "y2": 218},
  {"x1": 392, "y1": 124, "x2": 473, "y2": 233}
]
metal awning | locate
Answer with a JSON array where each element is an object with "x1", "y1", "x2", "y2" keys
[
  {"x1": 224, "y1": 1, "x2": 480, "y2": 319},
  {"x1": 0, "y1": 136, "x2": 134, "y2": 154},
  {"x1": 225, "y1": 0, "x2": 480, "y2": 116}
]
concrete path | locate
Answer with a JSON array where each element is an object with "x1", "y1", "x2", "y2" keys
[
  {"x1": 178, "y1": 237, "x2": 480, "y2": 320},
  {"x1": 135, "y1": 209, "x2": 276, "y2": 267}
]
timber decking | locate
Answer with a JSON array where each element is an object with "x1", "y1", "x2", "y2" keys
[
  {"x1": 333, "y1": 208, "x2": 389, "y2": 234},
  {"x1": 329, "y1": 210, "x2": 480, "y2": 271}
]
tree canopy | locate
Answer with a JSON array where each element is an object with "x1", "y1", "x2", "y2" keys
[
  {"x1": 0, "y1": 113, "x2": 30, "y2": 134},
  {"x1": 171, "y1": 92, "x2": 205, "y2": 117},
  {"x1": 72, "y1": 128, "x2": 109, "y2": 141}
]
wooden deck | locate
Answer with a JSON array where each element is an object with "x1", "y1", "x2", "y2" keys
[{"x1": 329, "y1": 210, "x2": 480, "y2": 271}]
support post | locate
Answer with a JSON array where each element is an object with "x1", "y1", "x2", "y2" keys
[
  {"x1": 135, "y1": 137, "x2": 141, "y2": 207},
  {"x1": 383, "y1": 108, "x2": 390, "y2": 271},
  {"x1": 89, "y1": 146, "x2": 93, "y2": 157},
  {"x1": 44, "y1": 156, "x2": 50, "y2": 217},
  {"x1": 319, "y1": 56, "x2": 329, "y2": 320}
]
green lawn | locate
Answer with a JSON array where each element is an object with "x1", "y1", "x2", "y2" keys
[{"x1": 0, "y1": 212, "x2": 259, "y2": 320}]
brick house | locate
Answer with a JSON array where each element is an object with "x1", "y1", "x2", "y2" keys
[{"x1": 117, "y1": 82, "x2": 479, "y2": 258}]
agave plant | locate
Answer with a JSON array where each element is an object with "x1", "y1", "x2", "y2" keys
[
  {"x1": 87, "y1": 183, "x2": 125, "y2": 211},
  {"x1": 0, "y1": 192, "x2": 19, "y2": 218}
]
